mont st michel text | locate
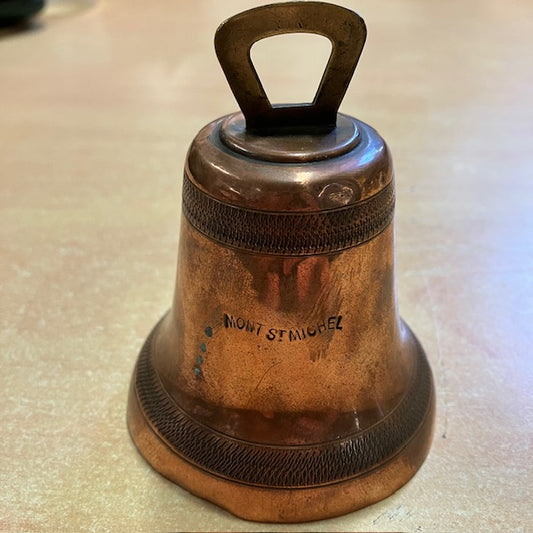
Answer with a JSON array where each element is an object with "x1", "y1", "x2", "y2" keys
[{"x1": 223, "y1": 313, "x2": 343, "y2": 342}]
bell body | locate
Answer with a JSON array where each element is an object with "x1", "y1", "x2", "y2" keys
[{"x1": 127, "y1": 112, "x2": 434, "y2": 522}]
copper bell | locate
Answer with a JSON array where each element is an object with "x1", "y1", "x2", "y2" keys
[{"x1": 127, "y1": 1, "x2": 435, "y2": 523}]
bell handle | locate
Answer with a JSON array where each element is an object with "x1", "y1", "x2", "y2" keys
[{"x1": 214, "y1": 1, "x2": 366, "y2": 135}]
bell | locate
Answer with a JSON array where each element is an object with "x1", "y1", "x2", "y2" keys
[{"x1": 127, "y1": 1, "x2": 435, "y2": 523}]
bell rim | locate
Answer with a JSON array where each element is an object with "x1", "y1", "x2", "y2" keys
[{"x1": 127, "y1": 314, "x2": 434, "y2": 522}]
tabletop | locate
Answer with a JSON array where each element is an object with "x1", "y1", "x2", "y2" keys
[{"x1": 1, "y1": 0, "x2": 532, "y2": 531}]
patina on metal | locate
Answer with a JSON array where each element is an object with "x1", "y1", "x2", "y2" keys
[{"x1": 127, "y1": 1, "x2": 435, "y2": 523}]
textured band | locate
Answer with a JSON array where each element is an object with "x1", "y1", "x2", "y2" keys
[
  {"x1": 134, "y1": 321, "x2": 432, "y2": 488},
  {"x1": 182, "y1": 174, "x2": 395, "y2": 255}
]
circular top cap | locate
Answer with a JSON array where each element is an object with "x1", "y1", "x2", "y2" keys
[
  {"x1": 215, "y1": 1, "x2": 367, "y2": 136},
  {"x1": 219, "y1": 112, "x2": 361, "y2": 163}
]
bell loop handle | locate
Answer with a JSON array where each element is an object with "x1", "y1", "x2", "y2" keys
[{"x1": 215, "y1": 2, "x2": 367, "y2": 135}]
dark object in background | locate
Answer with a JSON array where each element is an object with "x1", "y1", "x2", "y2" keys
[{"x1": 0, "y1": 0, "x2": 45, "y2": 26}]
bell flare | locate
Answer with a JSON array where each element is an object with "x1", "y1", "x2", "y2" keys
[{"x1": 127, "y1": 214, "x2": 435, "y2": 521}]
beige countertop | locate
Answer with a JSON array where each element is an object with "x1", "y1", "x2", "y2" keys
[{"x1": 1, "y1": 0, "x2": 532, "y2": 531}]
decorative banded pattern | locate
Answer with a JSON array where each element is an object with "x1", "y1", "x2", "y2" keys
[
  {"x1": 134, "y1": 322, "x2": 433, "y2": 488},
  {"x1": 182, "y1": 174, "x2": 395, "y2": 255}
]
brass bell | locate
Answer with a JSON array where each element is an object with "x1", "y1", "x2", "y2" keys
[{"x1": 127, "y1": 1, "x2": 435, "y2": 523}]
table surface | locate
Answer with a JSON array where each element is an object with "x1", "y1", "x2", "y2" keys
[{"x1": 1, "y1": 0, "x2": 532, "y2": 531}]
